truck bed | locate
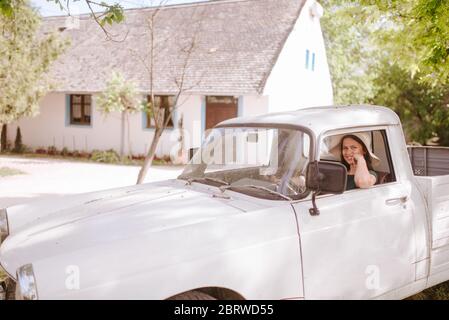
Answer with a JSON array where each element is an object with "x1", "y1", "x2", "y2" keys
[
  {"x1": 411, "y1": 147, "x2": 449, "y2": 283},
  {"x1": 408, "y1": 146, "x2": 449, "y2": 176}
]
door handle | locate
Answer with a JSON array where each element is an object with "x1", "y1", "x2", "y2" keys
[{"x1": 385, "y1": 196, "x2": 409, "y2": 206}]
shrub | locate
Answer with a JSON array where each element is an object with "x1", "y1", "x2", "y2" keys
[
  {"x1": 47, "y1": 146, "x2": 58, "y2": 155},
  {"x1": 131, "y1": 154, "x2": 145, "y2": 161},
  {"x1": 35, "y1": 148, "x2": 47, "y2": 154},
  {"x1": 61, "y1": 147, "x2": 69, "y2": 156},
  {"x1": 90, "y1": 149, "x2": 120, "y2": 164},
  {"x1": 153, "y1": 155, "x2": 172, "y2": 165},
  {"x1": 79, "y1": 151, "x2": 91, "y2": 159}
]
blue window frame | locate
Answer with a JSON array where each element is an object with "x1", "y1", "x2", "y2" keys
[
  {"x1": 312, "y1": 52, "x2": 316, "y2": 71},
  {"x1": 305, "y1": 49, "x2": 310, "y2": 69}
]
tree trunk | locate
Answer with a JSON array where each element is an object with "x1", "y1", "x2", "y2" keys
[
  {"x1": 1, "y1": 124, "x2": 7, "y2": 152},
  {"x1": 120, "y1": 111, "x2": 125, "y2": 160},
  {"x1": 126, "y1": 112, "x2": 133, "y2": 157},
  {"x1": 136, "y1": 127, "x2": 163, "y2": 184}
]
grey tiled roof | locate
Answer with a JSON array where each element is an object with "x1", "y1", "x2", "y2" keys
[{"x1": 46, "y1": 0, "x2": 306, "y2": 95}]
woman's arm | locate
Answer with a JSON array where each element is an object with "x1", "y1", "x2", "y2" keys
[{"x1": 354, "y1": 155, "x2": 376, "y2": 188}]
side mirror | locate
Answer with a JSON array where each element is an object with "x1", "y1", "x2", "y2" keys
[
  {"x1": 306, "y1": 161, "x2": 347, "y2": 194},
  {"x1": 306, "y1": 161, "x2": 347, "y2": 216}
]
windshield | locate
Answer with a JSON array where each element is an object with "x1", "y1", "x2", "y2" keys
[{"x1": 178, "y1": 127, "x2": 311, "y2": 200}]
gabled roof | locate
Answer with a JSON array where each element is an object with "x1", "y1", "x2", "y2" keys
[{"x1": 44, "y1": 0, "x2": 306, "y2": 95}]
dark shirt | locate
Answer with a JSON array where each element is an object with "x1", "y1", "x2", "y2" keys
[{"x1": 346, "y1": 170, "x2": 378, "y2": 190}]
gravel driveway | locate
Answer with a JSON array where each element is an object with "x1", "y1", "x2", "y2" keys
[{"x1": 0, "y1": 156, "x2": 183, "y2": 208}]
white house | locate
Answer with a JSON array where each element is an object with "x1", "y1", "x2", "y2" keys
[{"x1": 8, "y1": 0, "x2": 333, "y2": 162}]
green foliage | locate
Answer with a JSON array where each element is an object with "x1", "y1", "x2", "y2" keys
[
  {"x1": 47, "y1": 145, "x2": 58, "y2": 155},
  {"x1": 96, "y1": 71, "x2": 142, "y2": 114},
  {"x1": 0, "y1": 0, "x2": 13, "y2": 17},
  {"x1": 90, "y1": 149, "x2": 120, "y2": 164},
  {"x1": 99, "y1": 3, "x2": 124, "y2": 26},
  {"x1": 409, "y1": 281, "x2": 449, "y2": 300},
  {"x1": 362, "y1": 0, "x2": 449, "y2": 86},
  {"x1": 0, "y1": 0, "x2": 68, "y2": 125},
  {"x1": 371, "y1": 62, "x2": 449, "y2": 146},
  {"x1": 321, "y1": 0, "x2": 449, "y2": 146},
  {"x1": 320, "y1": 0, "x2": 384, "y2": 104},
  {"x1": 1, "y1": 1, "x2": 125, "y2": 26}
]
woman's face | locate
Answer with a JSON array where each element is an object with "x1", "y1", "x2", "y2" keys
[{"x1": 342, "y1": 137, "x2": 365, "y2": 165}]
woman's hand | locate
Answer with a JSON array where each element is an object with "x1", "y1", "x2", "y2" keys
[
  {"x1": 353, "y1": 154, "x2": 376, "y2": 188},
  {"x1": 353, "y1": 153, "x2": 365, "y2": 165}
]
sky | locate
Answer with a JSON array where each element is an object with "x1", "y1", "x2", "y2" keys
[{"x1": 30, "y1": 0, "x2": 208, "y2": 17}]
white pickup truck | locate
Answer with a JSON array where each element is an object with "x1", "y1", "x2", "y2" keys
[{"x1": 1, "y1": 105, "x2": 449, "y2": 300}]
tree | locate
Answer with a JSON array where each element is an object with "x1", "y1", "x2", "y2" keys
[
  {"x1": 320, "y1": 0, "x2": 449, "y2": 146},
  {"x1": 1, "y1": 0, "x2": 124, "y2": 37},
  {"x1": 371, "y1": 61, "x2": 449, "y2": 146},
  {"x1": 134, "y1": 3, "x2": 205, "y2": 184},
  {"x1": 320, "y1": 0, "x2": 384, "y2": 104},
  {"x1": 96, "y1": 71, "x2": 143, "y2": 159},
  {"x1": 362, "y1": 0, "x2": 449, "y2": 86},
  {"x1": 0, "y1": 0, "x2": 67, "y2": 148}
]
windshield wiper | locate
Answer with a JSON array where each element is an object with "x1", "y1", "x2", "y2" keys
[
  {"x1": 219, "y1": 185, "x2": 292, "y2": 201},
  {"x1": 186, "y1": 177, "x2": 229, "y2": 186}
]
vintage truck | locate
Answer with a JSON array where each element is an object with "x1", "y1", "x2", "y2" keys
[{"x1": 1, "y1": 105, "x2": 449, "y2": 300}]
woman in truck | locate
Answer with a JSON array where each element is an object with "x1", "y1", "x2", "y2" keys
[{"x1": 331, "y1": 132, "x2": 380, "y2": 190}]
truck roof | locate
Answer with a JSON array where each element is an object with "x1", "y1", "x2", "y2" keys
[{"x1": 216, "y1": 105, "x2": 400, "y2": 135}]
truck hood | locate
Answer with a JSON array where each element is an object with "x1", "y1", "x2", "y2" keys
[{"x1": 0, "y1": 179, "x2": 265, "y2": 278}]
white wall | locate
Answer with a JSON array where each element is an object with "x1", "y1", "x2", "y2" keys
[
  {"x1": 241, "y1": 95, "x2": 269, "y2": 117},
  {"x1": 8, "y1": 93, "x2": 269, "y2": 163},
  {"x1": 263, "y1": 0, "x2": 334, "y2": 112},
  {"x1": 8, "y1": 93, "x2": 203, "y2": 161}
]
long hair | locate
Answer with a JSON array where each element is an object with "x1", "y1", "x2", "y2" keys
[{"x1": 340, "y1": 135, "x2": 373, "y2": 171}]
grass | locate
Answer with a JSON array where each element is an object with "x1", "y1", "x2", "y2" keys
[
  {"x1": 0, "y1": 268, "x2": 7, "y2": 282},
  {"x1": 0, "y1": 166, "x2": 25, "y2": 177},
  {"x1": 408, "y1": 281, "x2": 449, "y2": 300}
]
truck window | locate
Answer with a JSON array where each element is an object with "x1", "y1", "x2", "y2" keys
[{"x1": 320, "y1": 129, "x2": 396, "y2": 188}]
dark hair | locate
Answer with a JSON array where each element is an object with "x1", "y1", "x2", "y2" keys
[{"x1": 340, "y1": 134, "x2": 373, "y2": 171}]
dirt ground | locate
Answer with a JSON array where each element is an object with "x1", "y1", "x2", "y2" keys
[{"x1": 0, "y1": 155, "x2": 183, "y2": 208}]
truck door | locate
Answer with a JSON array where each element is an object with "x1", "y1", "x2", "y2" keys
[{"x1": 292, "y1": 129, "x2": 416, "y2": 299}]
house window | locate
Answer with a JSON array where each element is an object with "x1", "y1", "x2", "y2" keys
[
  {"x1": 305, "y1": 49, "x2": 310, "y2": 69},
  {"x1": 305, "y1": 50, "x2": 316, "y2": 71},
  {"x1": 312, "y1": 52, "x2": 316, "y2": 71},
  {"x1": 146, "y1": 95, "x2": 175, "y2": 128},
  {"x1": 70, "y1": 94, "x2": 91, "y2": 125}
]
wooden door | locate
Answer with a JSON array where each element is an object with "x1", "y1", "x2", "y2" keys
[{"x1": 205, "y1": 96, "x2": 238, "y2": 130}]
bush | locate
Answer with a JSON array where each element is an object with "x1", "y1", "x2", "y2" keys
[
  {"x1": 79, "y1": 151, "x2": 91, "y2": 159},
  {"x1": 90, "y1": 149, "x2": 120, "y2": 164},
  {"x1": 61, "y1": 147, "x2": 69, "y2": 156},
  {"x1": 35, "y1": 148, "x2": 47, "y2": 154},
  {"x1": 131, "y1": 154, "x2": 145, "y2": 161},
  {"x1": 153, "y1": 155, "x2": 172, "y2": 165},
  {"x1": 47, "y1": 146, "x2": 58, "y2": 155}
]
